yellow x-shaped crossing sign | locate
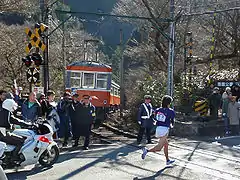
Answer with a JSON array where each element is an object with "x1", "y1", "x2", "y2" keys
[{"x1": 25, "y1": 25, "x2": 47, "y2": 54}]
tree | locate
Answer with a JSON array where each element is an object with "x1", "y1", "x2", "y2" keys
[
  {"x1": 113, "y1": 0, "x2": 171, "y2": 72},
  {"x1": 0, "y1": 23, "x2": 28, "y2": 90},
  {"x1": 113, "y1": 0, "x2": 240, "y2": 84},
  {"x1": 0, "y1": 0, "x2": 37, "y2": 14}
]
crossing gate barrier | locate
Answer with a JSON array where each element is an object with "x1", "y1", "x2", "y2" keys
[{"x1": 193, "y1": 100, "x2": 208, "y2": 116}]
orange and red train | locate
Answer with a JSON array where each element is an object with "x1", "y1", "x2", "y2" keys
[{"x1": 66, "y1": 61, "x2": 120, "y2": 120}]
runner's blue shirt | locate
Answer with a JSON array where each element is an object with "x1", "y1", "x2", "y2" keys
[{"x1": 155, "y1": 108, "x2": 175, "y2": 127}]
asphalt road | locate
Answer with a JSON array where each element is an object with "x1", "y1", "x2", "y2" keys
[{"x1": 5, "y1": 137, "x2": 240, "y2": 180}]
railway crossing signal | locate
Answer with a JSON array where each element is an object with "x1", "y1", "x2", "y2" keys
[
  {"x1": 22, "y1": 55, "x2": 32, "y2": 67},
  {"x1": 27, "y1": 68, "x2": 40, "y2": 83},
  {"x1": 25, "y1": 23, "x2": 48, "y2": 54},
  {"x1": 22, "y1": 53, "x2": 43, "y2": 67},
  {"x1": 31, "y1": 53, "x2": 43, "y2": 66}
]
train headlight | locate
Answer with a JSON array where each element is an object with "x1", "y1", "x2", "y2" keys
[{"x1": 103, "y1": 100, "x2": 107, "y2": 105}]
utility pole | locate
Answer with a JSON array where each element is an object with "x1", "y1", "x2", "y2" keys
[
  {"x1": 238, "y1": 50, "x2": 240, "y2": 81},
  {"x1": 40, "y1": 0, "x2": 50, "y2": 94},
  {"x1": 44, "y1": 18, "x2": 50, "y2": 94},
  {"x1": 62, "y1": 22, "x2": 66, "y2": 90},
  {"x1": 167, "y1": 0, "x2": 175, "y2": 97},
  {"x1": 183, "y1": 0, "x2": 192, "y2": 87},
  {"x1": 119, "y1": 29, "x2": 124, "y2": 119},
  {"x1": 188, "y1": 32, "x2": 193, "y2": 86}
]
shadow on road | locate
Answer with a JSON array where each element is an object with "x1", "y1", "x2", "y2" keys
[
  {"x1": 133, "y1": 166, "x2": 177, "y2": 180},
  {"x1": 6, "y1": 166, "x2": 52, "y2": 179},
  {"x1": 6, "y1": 142, "x2": 145, "y2": 179},
  {"x1": 57, "y1": 142, "x2": 144, "y2": 180}
]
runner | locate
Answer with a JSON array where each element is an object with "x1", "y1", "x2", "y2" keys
[{"x1": 141, "y1": 95, "x2": 175, "y2": 165}]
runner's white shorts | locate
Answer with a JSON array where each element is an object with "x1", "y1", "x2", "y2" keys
[{"x1": 155, "y1": 126, "x2": 169, "y2": 138}]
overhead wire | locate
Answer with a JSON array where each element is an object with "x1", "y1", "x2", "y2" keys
[
  {"x1": 177, "y1": 0, "x2": 240, "y2": 10},
  {"x1": 183, "y1": 6, "x2": 240, "y2": 16}
]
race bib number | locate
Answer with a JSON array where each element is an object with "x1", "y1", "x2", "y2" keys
[{"x1": 156, "y1": 112, "x2": 166, "y2": 122}]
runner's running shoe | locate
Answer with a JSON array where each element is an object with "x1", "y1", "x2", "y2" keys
[
  {"x1": 166, "y1": 159, "x2": 175, "y2": 165},
  {"x1": 141, "y1": 147, "x2": 148, "y2": 160}
]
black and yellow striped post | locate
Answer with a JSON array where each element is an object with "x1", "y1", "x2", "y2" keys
[
  {"x1": 208, "y1": 10, "x2": 217, "y2": 85},
  {"x1": 193, "y1": 100, "x2": 208, "y2": 116}
]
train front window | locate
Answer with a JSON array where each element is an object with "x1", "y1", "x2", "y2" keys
[
  {"x1": 70, "y1": 72, "x2": 81, "y2": 88},
  {"x1": 83, "y1": 73, "x2": 95, "y2": 88},
  {"x1": 96, "y1": 74, "x2": 108, "y2": 89}
]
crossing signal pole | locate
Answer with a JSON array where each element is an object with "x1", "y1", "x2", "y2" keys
[
  {"x1": 119, "y1": 29, "x2": 124, "y2": 119},
  {"x1": 187, "y1": 32, "x2": 193, "y2": 85},
  {"x1": 167, "y1": 0, "x2": 175, "y2": 97},
  {"x1": 39, "y1": 0, "x2": 50, "y2": 94}
]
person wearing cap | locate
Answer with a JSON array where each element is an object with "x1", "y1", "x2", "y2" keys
[
  {"x1": 68, "y1": 93, "x2": 81, "y2": 147},
  {"x1": 71, "y1": 94, "x2": 96, "y2": 149},
  {"x1": 208, "y1": 87, "x2": 221, "y2": 120},
  {"x1": 228, "y1": 96, "x2": 240, "y2": 135},
  {"x1": 137, "y1": 95, "x2": 154, "y2": 144},
  {"x1": 57, "y1": 92, "x2": 72, "y2": 147}
]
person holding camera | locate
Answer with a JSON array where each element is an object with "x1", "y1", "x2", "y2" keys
[
  {"x1": 41, "y1": 90, "x2": 60, "y2": 139},
  {"x1": 57, "y1": 92, "x2": 72, "y2": 147}
]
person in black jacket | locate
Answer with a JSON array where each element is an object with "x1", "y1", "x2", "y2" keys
[
  {"x1": 0, "y1": 99, "x2": 32, "y2": 161},
  {"x1": 231, "y1": 85, "x2": 240, "y2": 102},
  {"x1": 70, "y1": 95, "x2": 96, "y2": 149},
  {"x1": 41, "y1": 90, "x2": 56, "y2": 118},
  {"x1": 57, "y1": 92, "x2": 72, "y2": 147},
  {"x1": 69, "y1": 93, "x2": 81, "y2": 147}
]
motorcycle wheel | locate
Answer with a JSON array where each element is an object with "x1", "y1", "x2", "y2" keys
[{"x1": 39, "y1": 145, "x2": 59, "y2": 167}]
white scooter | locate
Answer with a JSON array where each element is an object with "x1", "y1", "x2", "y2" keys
[{"x1": 0, "y1": 121, "x2": 59, "y2": 169}]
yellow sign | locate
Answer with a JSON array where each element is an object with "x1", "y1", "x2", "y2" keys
[
  {"x1": 25, "y1": 27, "x2": 46, "y2": 54},
  {"x1": 35, "y1": 23, "x2": 48, "y2": 38},
  {"x1": 193, "y1": 100, "x2": 208, "y2": 116}
]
